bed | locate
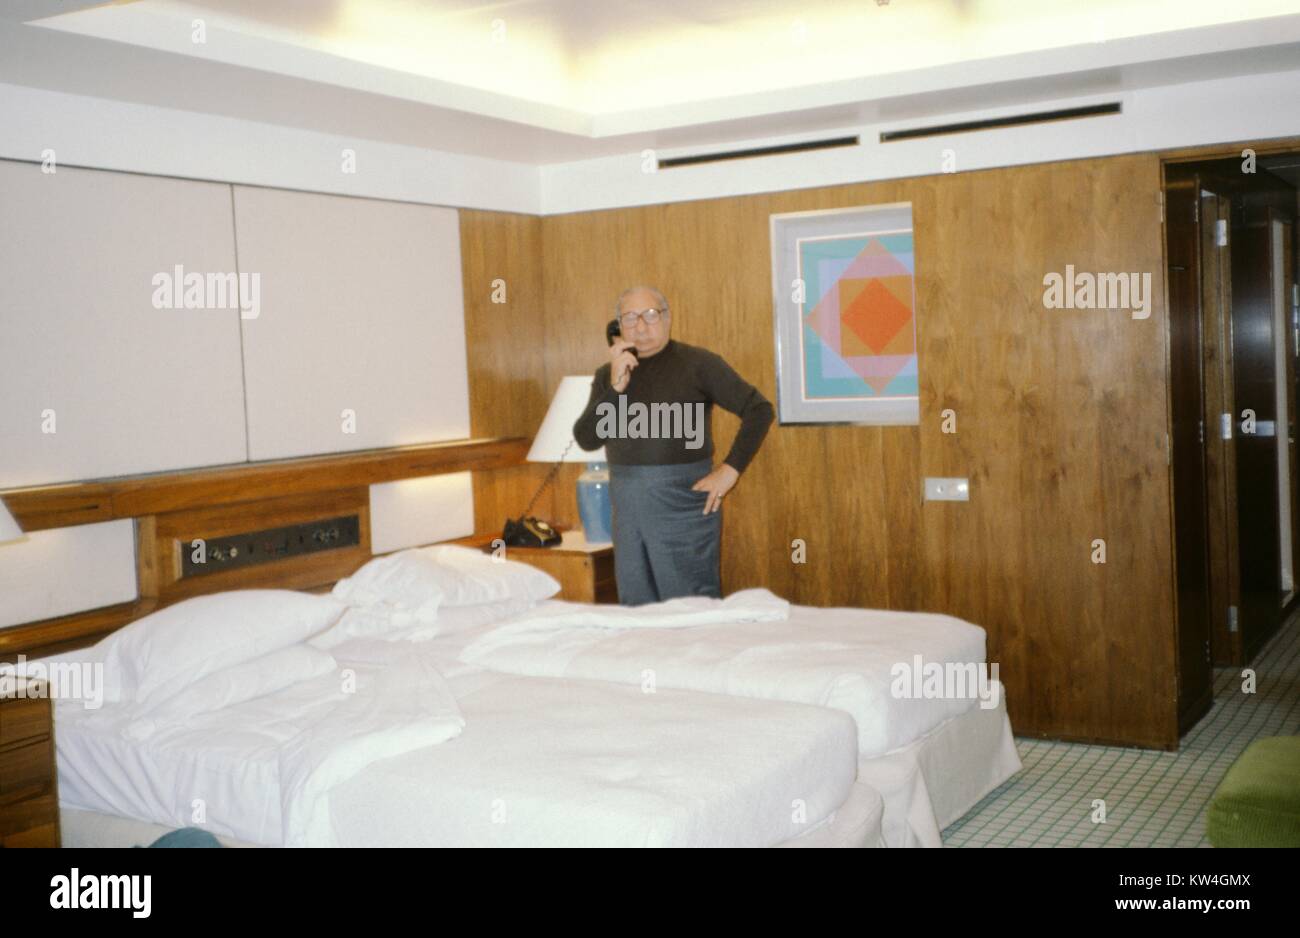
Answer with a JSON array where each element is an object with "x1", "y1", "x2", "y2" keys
[
  {"x1": 429, "y1": 581, "x2": 1023, "y2": 848},
  {"x1": 43, "y1": 544, "x2": 1016, "y2": 848},
  {"x1": 46, "y1": 614, "x2": 884, "y2": 848}
]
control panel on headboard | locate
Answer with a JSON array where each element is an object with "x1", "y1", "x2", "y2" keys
[
  {"x1": 141, "y1": 489, "x2": 373, "y2": 606},
  {"x1": 178, "y1": 515, "x2": 362, "y2": 579}
]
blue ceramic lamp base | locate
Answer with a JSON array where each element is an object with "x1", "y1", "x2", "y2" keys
[{"x1": 575, "y1": 461, "x2": 613, "y2": 544}]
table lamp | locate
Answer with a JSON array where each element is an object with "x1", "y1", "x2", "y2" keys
[{"x1": 526, "y1": 376, "x2": 612, "y2": 543}]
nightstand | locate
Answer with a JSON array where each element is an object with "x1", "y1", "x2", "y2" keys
[
  {"x1": 0, "y1": 678, "x2": 61, "y2": 847},
  {"x1": 449, "y1": 529, "x2": 618, "y2": 604}
]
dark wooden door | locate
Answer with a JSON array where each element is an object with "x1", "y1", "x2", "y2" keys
[
  {"x1": 1284, "y1": 222, "x2": 1299, "y2": 602},
  {"x1": 1164, "y1": 173, "x2": 1214, "y2": 730},
  {"x1": 1231, "y1": 222, "x2": 1285, "y2": 660},
  {"x1": 1200, "y1": 190, "x2": 1243, "y2": 665}
]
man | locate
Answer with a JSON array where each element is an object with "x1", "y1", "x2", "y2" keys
[{"x1": 573, "y1": 286, "x2": 774, "y2": 604}]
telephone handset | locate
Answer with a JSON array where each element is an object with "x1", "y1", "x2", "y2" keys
[{"x1": 606, "y1": 318, "x2": 639, "y2": 356}]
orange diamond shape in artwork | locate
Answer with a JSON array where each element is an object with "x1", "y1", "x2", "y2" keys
[{"x1": 840, "y1": 277, "x2": 912, "y2": 354}]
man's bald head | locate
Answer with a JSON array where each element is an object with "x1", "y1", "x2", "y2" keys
[{"x1": 614, "y1": 285, "x2": 669, "y2": 317}]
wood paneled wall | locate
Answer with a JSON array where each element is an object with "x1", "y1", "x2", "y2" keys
[
  {"x1": 461, "y1": 154, "x2": 1179, "y2": 748},
  {"x1": 459, "y1": 211, "x2": 561, "y2": 530}
]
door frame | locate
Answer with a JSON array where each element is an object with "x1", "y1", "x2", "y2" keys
[{"x1": 1161, "y1": 141, "x2": 1300, "y2": 680}]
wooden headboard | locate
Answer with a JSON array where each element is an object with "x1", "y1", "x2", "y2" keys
[{"x1": 0, "y1": 437, "x2": 527, "y2": 663}]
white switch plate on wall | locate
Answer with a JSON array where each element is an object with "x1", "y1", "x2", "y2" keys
[{"x1": 925, "y1": 477, "x2": 970, "y2": 501}]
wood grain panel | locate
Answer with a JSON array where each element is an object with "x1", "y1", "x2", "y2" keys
[
  {"x1": 0, "y1": 601, "x2": 155, "y2": 665},
  {"x1": 458, "y1": 210, "x2": 565, "y2": 533},
  {"x1": 0, "y1": 737, "x2": 53, "y2": 804},
  {"x1": 0, "y1": 696, "x2": 50, "y2": 749},
  {"x1": 3, "y1": 437, "x2": 526, "y2": 533},
  {"x1": 1159, "y1": 137, "x2": 1300, "y2": 163},
  {"x1": 0, "y1": 484, "x2": 116, "y2": 532},
  {"x1": 0, "y1": 812, "x2": 59, "y2": 847},
  {"x1": 465, "y1": 152, "x2": 1180, "y2": 746},
  {"x1": 149, "y1": 489, "x2": 371, "y2": 604},
  {"x1": 0, "y1": 680, "x2": 59, "y2": 846}
]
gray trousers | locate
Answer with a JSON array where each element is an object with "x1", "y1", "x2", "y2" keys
[{"x1": 610, "y1": 458, "x2": 721, "y2": 605}]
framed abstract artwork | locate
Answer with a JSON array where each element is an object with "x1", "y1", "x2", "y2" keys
[{"x1": 769, "y1": 203, "x2": 919, "y2": 425}]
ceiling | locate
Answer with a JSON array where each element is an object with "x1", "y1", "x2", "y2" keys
[{"x1": 3, "y1": 0, "x2": 1300, "y2": 165}]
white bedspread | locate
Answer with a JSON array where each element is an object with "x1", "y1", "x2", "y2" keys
[
  {"x1": 324, "y1": 670, "x2": 859, "y2": 847},
  {"x1": 56, "y1": 642, "x2": 465, "y2": 847},
  {"x1": 481, "y1": 588, "x2": 790, "y2": 632},
  {"x1": 55, "y1": 642, "x2": 859, "y2": 847},
  {"x1": 276, "y1": 651, "x2": 465, "y2": 847},
  {"x1": 459, "y1": 601, "x2": 990, "y2": 760}
]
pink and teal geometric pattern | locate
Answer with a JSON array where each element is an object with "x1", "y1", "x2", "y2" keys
[{"x1": 799, "y1": 232, "x2": 917, "y2": 400}]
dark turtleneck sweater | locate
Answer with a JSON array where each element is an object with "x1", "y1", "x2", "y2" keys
[{"x1": 572, "y1": 339, "x2": 774, "y2": 473}]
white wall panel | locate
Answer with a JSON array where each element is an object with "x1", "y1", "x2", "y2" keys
[
  {"x1": 369, "y1": 474, "x2": 476, "y2": 555},
  {"x1": 0, "y1": 520, "x2": 137, "y2": 629},
  {"x1": 232, "y1": 186, "x2": 470, "y2": 461},
  {"x1": 0, "y1": 83, "x2": 541, "y2": 215},
  {"x1": 0, "y1": 161, "x2": 248, "y2": 487}
]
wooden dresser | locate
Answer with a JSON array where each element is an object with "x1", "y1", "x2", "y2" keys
[{"x1": 0, "y1": 679, "x2": 61, "y2": 847}]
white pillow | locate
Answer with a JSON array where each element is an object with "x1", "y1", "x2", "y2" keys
[
  {"x1": 419, "y1": 545, "x2": 560, "y2": 605},
  {"x1": 124, "y1": 645, "x2": 337, "y2": 739},
  {"x1": 333, "y1": 546, "x2": 559, "y2": 611},
  {"x1": 100, "y1": 590, "x2": 345, "y2": 705},
  {"x1": 330, "y1": 551, "x2": 449, "y2": 615}
]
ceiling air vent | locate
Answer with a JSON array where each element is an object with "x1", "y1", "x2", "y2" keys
[
  {"x1": 658, "y1": 135, "x2": 859, "y2": 169},
  {"x1": 879, "y1": 102, "x2": 1121, "y2": 143}
]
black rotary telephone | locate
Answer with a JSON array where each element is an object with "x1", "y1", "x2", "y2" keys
[{"x1": 502, "y1": 516, "x2": 561, "y2": 548}]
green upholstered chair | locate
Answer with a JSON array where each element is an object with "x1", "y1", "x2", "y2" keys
[{"x1": 1206, "y1": 737, "x2": 1300, "y2": 848}]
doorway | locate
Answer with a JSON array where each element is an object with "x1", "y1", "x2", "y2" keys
[{"x1": 1164, "y1": 150, "x2": 1299, "y2": 734}]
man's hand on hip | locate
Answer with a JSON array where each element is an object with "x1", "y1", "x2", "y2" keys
[{"x1": 691, "y1": 463, "x2": 740, "y2": 514}]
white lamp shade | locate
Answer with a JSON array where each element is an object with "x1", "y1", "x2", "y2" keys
[
  {"x1": 527, "y1": 375, "x2": 607, "y2": 463},
  {"x1": 0, "y1": 497, "x2": 23, "y2": 543}
]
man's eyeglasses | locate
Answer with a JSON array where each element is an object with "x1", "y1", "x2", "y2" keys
[{"x1": 619, "y1": 307, "x2": 668, "y2": 329}]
